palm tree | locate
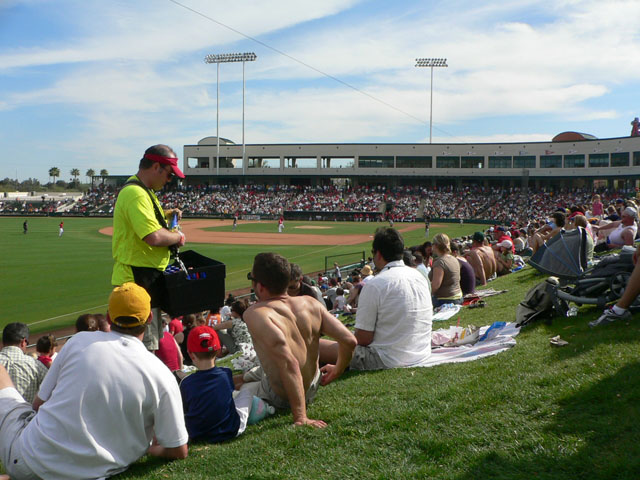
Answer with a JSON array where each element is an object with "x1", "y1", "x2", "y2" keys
[
  {"x1": 100, "y1": 169, "x2": 109, "y2": 185},
  {"x1": 48, "y1": 167, "x2": 60, "y2": 184},
  {"x1": 70, "y1": 168, "x2": 80, "y2": 184},
  {"x1": 86, "y1": 168, "x2": 95, "y2": 185}
]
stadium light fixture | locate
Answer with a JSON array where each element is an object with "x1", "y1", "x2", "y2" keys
[
  {"x1": 204, "y1": 52, "x2": 257, "y2": 175},
  {"x1": 415, "y1": 57, "x2": 448, "y2": 143}
]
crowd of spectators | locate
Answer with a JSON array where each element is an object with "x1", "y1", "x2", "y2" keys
[{"x1": 2, "y1": 183, "x2": 638, "y2": 225}]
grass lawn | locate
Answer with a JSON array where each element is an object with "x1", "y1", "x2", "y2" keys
[
  {"x1": 2, "y1": 217, "x2": 639, "y2": 479},
  {"x1": 116, "y1": 267, "x2": 640, "y2": 480}
]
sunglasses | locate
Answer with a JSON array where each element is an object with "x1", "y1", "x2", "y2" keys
[
  {"x1": 161, "y1": 165, "x2": 174, "y2": 178},
  {"x1": 247, "y1": 272, "x2": 256, "y2": 282}
]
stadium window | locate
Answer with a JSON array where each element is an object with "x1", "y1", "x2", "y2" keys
[
  {"x1": 321, "y1": 157, "x2": 354, "y2": 168},
  {"x1": 611, "y1": 152, "x2": 629, "y2": 167},
  {"x1": 589, "y1": 153, "x2": 609, "y2": 168},
  {"x1": 634, "y1": 152, "x2": 640, "y2": 166},
  {"x1": 218, "y1": 157, "x2": 241, "y2": 168},
  {"x1": 284, "y1": 157, "x2": 317, "y2": 168},
  {"x1": 540, "y1": 155, "x2": 562, "y2": 168},
  {"x1": 513, "y1": 156, "x2": 536, "y2": 169},
  {"x1": 396, "y1": 156, "x2": 432, "y2": 168},
  {"x1": 358, "y1": 156, "x2": 394, "y2": 168},
  {"x1": 563, "y1": 154, "x2": 585, "y2": 168},
  {"x1": 488, "y1": 156, "x2": 512, "y2": 168},
  {"x1": 460, "y1": 156, "x2": 484, "y2": 168},
  {"x1": 187, "y1": 157, "x2": 209, "y2": 169},
  {"x1": 436, "y1": 156, "x2": 460, "y2": 168},
  {"x1": 248, "y1": 157, "x2": 280, "y2": 168}
]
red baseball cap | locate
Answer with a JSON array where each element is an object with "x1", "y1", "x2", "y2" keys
[
  {"x1": 143, "y1": 153, "x2": 185, "y2": 178},
  {"x1": 187, "y1": 326, "x2": 220, "y2": 353}
]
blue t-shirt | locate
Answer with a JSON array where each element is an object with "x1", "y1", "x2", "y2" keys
[{"x1": 180, "y1": 366, "x2": 240, "y2": 443}]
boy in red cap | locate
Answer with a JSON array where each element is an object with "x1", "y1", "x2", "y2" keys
[{"x1": 180, "y1": 326, "x2": 273, "y2": 443}]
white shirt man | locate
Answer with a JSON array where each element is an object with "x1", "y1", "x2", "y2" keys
[
  {"x1": 0, "y1": 283, "x2": 188, "y2": 479},
  {"x1": 320, "y1": 227, "x2": 433, "y2": 370},
  {"x1": 354, "y1": 259, "x2": 433, "y2": 368}
]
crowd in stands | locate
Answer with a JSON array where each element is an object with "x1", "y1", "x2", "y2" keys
[
  {"x1": 2, "y1": 184, "x2": 638, "y2": 226},
  {"x1": 0, "y1": 198, "x2": 72, "y2": 214}
]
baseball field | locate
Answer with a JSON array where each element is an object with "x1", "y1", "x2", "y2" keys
[{"x1": 1, "y1": 216, "x2": 639, "y2": 479}]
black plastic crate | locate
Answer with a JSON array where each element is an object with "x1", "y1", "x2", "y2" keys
[{"x1": 160, "y1": 250, "x2": 226, "y2": 317}]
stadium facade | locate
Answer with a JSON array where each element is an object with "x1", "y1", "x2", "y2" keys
[{"x1": 182, "y1": 134, "x2": 640, "y2": 190}]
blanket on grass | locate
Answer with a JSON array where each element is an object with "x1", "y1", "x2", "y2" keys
[
  {"x1": 423, "y1": 322, "x2": 519, "y2": 367},
  {"x1": 432, "y1": 304, "x2": 461, "y2": 321}
]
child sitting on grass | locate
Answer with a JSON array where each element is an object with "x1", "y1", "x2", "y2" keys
[
  {"x1": 180, "y1": 326, "x2": 273, "y2": 443},
  {"x1": 332, "y1": 288, "x2": 351, "y2": 313},
  {"x1": 36, "y1": 334, "x2": 58, "y2": 368}
]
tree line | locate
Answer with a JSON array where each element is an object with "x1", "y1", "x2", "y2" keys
[{"x1": 47, "y1": 167, "x2": 109, "y2": 184}]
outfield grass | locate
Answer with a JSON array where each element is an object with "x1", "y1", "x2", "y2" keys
[
  {"x1": 2, "y1": 217, "x2": 640, "y2": 478},
  {"x1": 0, "y1": 217, "x2": 474, "y2": 333}
]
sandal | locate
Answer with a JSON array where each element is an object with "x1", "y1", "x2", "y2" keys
[{"x1": 468, "y1": 300, "x2": 486, "y2": 309}]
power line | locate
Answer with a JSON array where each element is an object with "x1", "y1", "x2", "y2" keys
[{"x1": 168, "y1": 0, "x2": 459, "y2": 134}]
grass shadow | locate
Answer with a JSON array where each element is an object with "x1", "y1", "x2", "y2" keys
[{"x1": 453, "y1": 361, "x2": 640, "y2": 480}]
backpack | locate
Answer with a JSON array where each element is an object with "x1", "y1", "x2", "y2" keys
[{"x1": 515, "y1": 276, "x2": 567, "y2": 327}]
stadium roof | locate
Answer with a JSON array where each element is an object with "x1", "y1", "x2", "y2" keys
[{"x1": 552, "y1": 131, "x2": 598, "y2": 142}]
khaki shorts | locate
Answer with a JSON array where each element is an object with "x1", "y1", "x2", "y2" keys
[
  {"x1": 142, "y1": 307, "x2": 162, "y2": 351},
  {"x1": 349, "y1": 345, "x2": 387, "y2": 371},
  {"x1": 255, "y1": 367, "x2": 321, "y2": 410},
  {"x1": 0, "y1": 388, "x2": 39, "y2": 479}
]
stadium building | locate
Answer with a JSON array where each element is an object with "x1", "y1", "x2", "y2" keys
[{"x1": 182, "y1": 132, "x2": 640, "y2": 190}]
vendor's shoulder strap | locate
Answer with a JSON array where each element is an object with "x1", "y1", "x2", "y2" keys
[{"x1": 123, "y1": 178, "x2": 168, "y2": 230}]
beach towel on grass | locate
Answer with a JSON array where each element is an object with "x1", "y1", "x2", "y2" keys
[
  {"x1": 432, "y1": 304, "x2": 461, "y2": 321},
  {"x1": 423, "y1": 322, "x2": 519, "y2": 367}
]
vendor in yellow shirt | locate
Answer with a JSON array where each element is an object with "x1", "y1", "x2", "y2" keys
[{"x1": 112, "y1": 144, "x2": 186, "y2": 351}]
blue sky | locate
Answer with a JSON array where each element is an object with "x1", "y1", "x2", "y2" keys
[{"x1": 1, "y1": 0, "x2": 639, "y2": 183}]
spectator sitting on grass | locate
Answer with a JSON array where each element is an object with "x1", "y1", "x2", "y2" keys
[
  {"x1": 155, "y1": 317, "x2": 184, "y2": 378},
  {"x1": 451, "y1": 242, "x2": 476, "y2": 296},
  {"x1": 287, "y1": 263, "x2": 325, "y2": 306},
  {"x1": 209, "y1": 299, "x2": 253, "y2": 355},
  {"x1": 0, "y1": 283, "x2": 188, "y2": 480},
  {"x1": 331, "y1": 287, "x2": 351, "y2": 313},
  {"x1": 75, "y1": 313, "x2": 99, "y2": 332},
  {"x1": 529, "y1": 211, "x2": 566, "y2": 254},
  {"x1": 495, "y1": 240, "x2": 515, "y2": 275},
  {"x1": 35, "y1": 334, "x2": 57, "y2": 369},
  {"x1": 0, "y1": 322, "x2": 48, "y2": 404},
  {"x1": 168, "y1": 315, "x2": 184, "y2": 345},
  {"x1": 180, "y1": 314, "x2": 197, "y2": 366},
  {"x1": 180, "y1": 326, "x2": 273, "y2": 444},
  {"x1": 237, "y1": 252, "x2": 356, "y2": 428},
  {"x1": 95, "y1": 313, "x2": 111, "y2": 332},
  {"x1": 320, "y1": 227, "x2": 432, "y2": 371},
  {"x1": 429, "y1": 233, "x2": 463, "y2": 307},
  {"x1": 593, "y1": 206, "x2": 638, "y2": 253}
]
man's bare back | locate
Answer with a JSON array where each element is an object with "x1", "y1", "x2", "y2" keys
[
  {"x1": 243, "y1": 291, "x2": 355, "y2": 427},
  {"x1": 246, "y1": 295, "x2": 322, "y2": 399},
  {"x1": 466, "y1": 245, "x2": 496, "y2": 285}
]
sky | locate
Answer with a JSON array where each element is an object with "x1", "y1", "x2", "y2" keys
[{"x1": 1, "y1": 0, "x2": 640, "y2": 183}]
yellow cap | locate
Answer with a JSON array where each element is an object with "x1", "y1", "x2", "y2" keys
[{"x1": 108, "y1": 283, "x2": 151, "y2": 328}]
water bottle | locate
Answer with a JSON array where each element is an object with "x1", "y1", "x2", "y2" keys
[{"x1": 169, "y1": 212, "x2": 178, "y2": 230}]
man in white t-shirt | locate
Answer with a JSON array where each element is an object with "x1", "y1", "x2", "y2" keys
[
  {"x1": 0, "y1": 283, "x2": 188, "y2": 480},
  {"x1": 320, "y1": 227, "x2": 433, "y2": 370}
]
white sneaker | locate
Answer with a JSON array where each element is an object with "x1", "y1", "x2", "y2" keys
[{"x1": 589, "y1": 307, "x2": 631, "y2": 327}]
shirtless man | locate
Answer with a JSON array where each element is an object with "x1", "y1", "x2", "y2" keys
[
  {"x1": 593, "y1": 206, "x2": 638, "y2": 253},
  {"x1": 465, "y1": 231, "x2": 496, "y2": 286},
  {"x1": 240, "y1": 252, "x2": 356, "y2": 428}
]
